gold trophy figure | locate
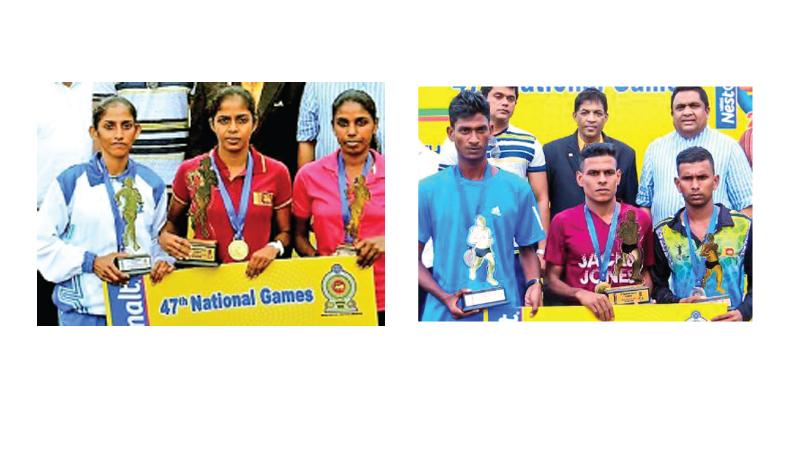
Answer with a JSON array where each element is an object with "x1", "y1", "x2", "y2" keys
[
  {"x1": 605, "y1": 210, "x2": 650, "y2": 305},
  {"x1": 115, "y1": 177, "x2": 143, "y2": 251},
  {"x1": 180, "y1": 156, "x2": 220, "y2": 266},
  {"x1": 346, "y1": 175, "x2": 371, "y2": 241},
  {"x1": 336, "y1": 174, "x2": 371, "y2": 255},
  {"x1": 699, "y1": 234, "x2": 725, "y2": 294},
  {"x1": 614, "y1": 210, "x2": 644, "y2": 282},
  {"x1": 113, "y1": 178, "x2": 151, "y2": 275},
  {"x1": 188, "y1": 157, "x2": 218, "y2": 240}
]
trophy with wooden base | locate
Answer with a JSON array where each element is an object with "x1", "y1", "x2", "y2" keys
[
  {"x1": 601, "y1": 209, "x2": 652, "y2": 305},
  {"x1": 177, "y1": 239, "x2": 220, "y2": 267},
  {"x1": 180, "y1": 156, "x2": 221, "y2": 267},
  {"x1": 596, "y1": 282, "x2": 652, "y2": 305}
]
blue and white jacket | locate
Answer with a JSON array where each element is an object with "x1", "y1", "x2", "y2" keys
[{"x1": 37, "y1": 153, "x2": 171, "y2": 316}]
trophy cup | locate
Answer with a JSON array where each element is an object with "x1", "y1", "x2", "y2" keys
[
  {"x1": 334, "y1": 174, "x2": 370, "y2": 256},
  {"x1": 605, "y1": 210, "x2": 651, "y2": 305},
  {"x1": 178, "y1": 157, "x2": 220, "y2": 267}
]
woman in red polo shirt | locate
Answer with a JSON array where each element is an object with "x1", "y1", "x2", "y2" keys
[
  {"x1": 292, "y1": 89, "x2": 386, "y2": 325},
  {"x1": 160, "y1": 86, "x2": 292, "y2": 278}
]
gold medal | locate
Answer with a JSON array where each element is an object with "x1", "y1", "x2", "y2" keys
[
  {"x1": 595, "y1": 282, "x2": 611, "y2": 294},
  {"x1": 228, "y1": 239, "x2": 249, "y2": 261}
]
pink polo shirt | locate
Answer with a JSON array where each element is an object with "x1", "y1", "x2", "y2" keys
[{"x1": 292, "y1": 149, "x2": 385, "y2": 311}]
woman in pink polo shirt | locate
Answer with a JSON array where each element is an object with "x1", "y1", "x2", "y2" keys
[
  {"x1": 160, "y1": 86, "x2": 292, "y2": 279},
  {"x1": 293, "y1": 89, "x2": 386, "y2": 325}
]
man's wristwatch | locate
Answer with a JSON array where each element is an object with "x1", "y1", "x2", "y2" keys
[
  {"x1": 525, "y1": 278, "x2": 540, "y2": 290},
  {"x1": 268, "y1": 241, "x2": 285, "y2": 257}
]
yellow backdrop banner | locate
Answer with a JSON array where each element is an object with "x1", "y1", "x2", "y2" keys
[
  {"x1": 103, "y1": 256, "x2": 377, "y2": 326},
  {"x1": 419, "y1": 86, "x2": 752, "y2": 176}
]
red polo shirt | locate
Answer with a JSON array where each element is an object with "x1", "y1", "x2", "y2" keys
[
  {"x1": 173, "y1": 147, "x2": 292, "y2": 263},
  {"x1": 292, "y1": 149, "x2": 385, "y2": 311}
]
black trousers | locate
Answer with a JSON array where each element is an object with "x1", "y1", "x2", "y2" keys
[{"x1": 37, "y1": 271, "x2": 58, "y2": 326}]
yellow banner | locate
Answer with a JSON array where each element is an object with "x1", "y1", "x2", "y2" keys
[
  {"x1": 419, "y1": 86, "x2": 752, "y2": 176},
  {"x1": 521, "y1": 303, "x2": 728, "y2": 322},
  {"x1": 103, "y1": 256, "x2": 377, "y2": 326}
]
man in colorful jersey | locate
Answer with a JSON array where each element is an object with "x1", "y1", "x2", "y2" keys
[
  {"x1": 543, "y1": 88, "x2": 639, "y2": 218},
  {"x1": 544, "y1": 143, "x2": 655, "y2": 321},
  {"x1": 652, "y1": 147, "x2": 752, "y2": 321},
  {"x1": 419, "y1": 90, "x2": 545, "y2": 321},
  {"x1": 637, "y1": 86, "x2": 752, "y2": 225}
]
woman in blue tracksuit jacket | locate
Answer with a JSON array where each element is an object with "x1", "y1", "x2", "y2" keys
[{"x1": 37, "y1": 96, "x2": 174, "y2": 326}]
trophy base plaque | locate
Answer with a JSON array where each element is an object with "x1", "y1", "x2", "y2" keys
[
  {"x1": 115, "y1": 254, "x2": 152, "y2": 276},
  {"x1": 462, "y1": 286, "x2": 508, "y2": 312},
  {"x1": 604, "y1": 284, "x2": 651, "y2": 305},
  {"x1": 175, "y1": 239, "x2": 220, "y2": 267},
  {"x1": 333, "y1": 243, "x2": 357, "y2": 256}
]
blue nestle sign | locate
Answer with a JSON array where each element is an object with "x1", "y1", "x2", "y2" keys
[{"x1": 716, "y1": 87, "x2": 738, "y2": 129}]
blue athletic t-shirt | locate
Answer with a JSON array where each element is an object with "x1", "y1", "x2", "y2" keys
[{"x1": 419, "y1": 165, "x2": 545, "y2": 321}]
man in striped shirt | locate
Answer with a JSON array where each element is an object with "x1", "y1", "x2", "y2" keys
[{"x1": 636, "y1": 87, "x2": 752, "y2": 225}]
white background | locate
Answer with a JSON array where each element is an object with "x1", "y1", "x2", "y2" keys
[{"x1": 2, "y1": 1, "x2": 798, "y2": 449}]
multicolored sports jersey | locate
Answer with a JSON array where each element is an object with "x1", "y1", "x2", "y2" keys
[
  {"x1": 439, "y1": 124, "x2": 546, "y2": 178},
  {"x1": 418, "y1": 165, "x2": 545, "y2": 321},
  {"x1": 652, "y1": 204, "x2": 752, "y2": 320}
]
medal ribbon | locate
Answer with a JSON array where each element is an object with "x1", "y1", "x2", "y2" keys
[
  {"x1": 684, "y1": 205, "x2": 719, "y2": 287},
  {"x1": 584, "y1": 202, "x2": 620, "y2": 284},
  {"x1": 209, "y1": 149, "x2": 253, "y2": 241},
  {"x1": 454, "y1": 163, "x2": 493, "y2": 233},
  {"x1": 337, "y1": 150, "x2": 374, "y2": 244},
  {"x1": 98, "y1": 155, "x2": 136, "y2": 252}
]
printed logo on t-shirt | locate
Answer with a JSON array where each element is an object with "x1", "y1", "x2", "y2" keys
[
  {"x1": 253, "y1": 192, "x2": 274, "y2": 206},
  {"x1": 491, "y1": 206, "x2": 501, "y2": 217},
  {"x1": 577, "y1": 251, "x2": 637, "y2": 286}
]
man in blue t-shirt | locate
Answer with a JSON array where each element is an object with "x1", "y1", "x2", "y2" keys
[{"x1": 418, "y1": 90, "x2": 545, "y2": 321}]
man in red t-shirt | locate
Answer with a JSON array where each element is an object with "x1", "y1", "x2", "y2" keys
[{"x1": 544, "y1": 143, "x2": 655, "y2": 321}]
